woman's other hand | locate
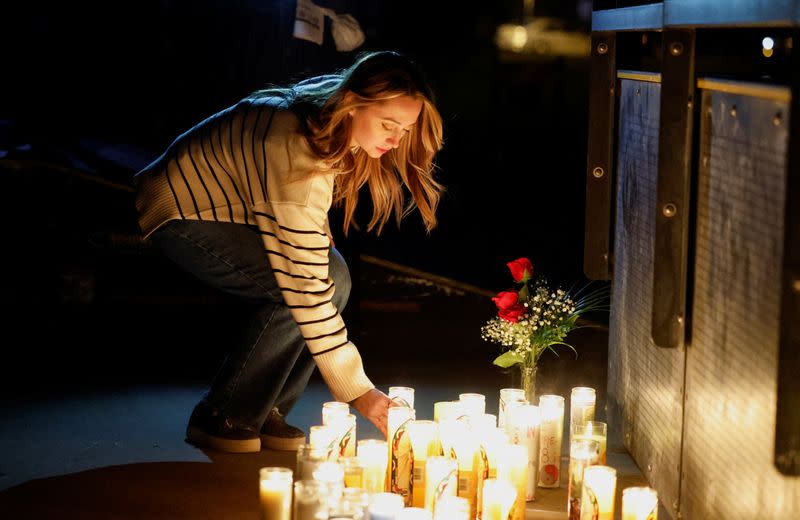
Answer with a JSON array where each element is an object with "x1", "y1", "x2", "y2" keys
[{"x1": 350, "y1": 388, "x2": 392, "y2": 436}]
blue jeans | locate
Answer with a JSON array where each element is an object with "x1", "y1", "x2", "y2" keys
[{"x1": 149, "y1": 219, "x2": 351, "y2": 430}]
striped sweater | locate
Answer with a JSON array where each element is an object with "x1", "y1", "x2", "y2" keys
[{"x1": 134, "y1": 96, "x2": 374, "y2": 403}]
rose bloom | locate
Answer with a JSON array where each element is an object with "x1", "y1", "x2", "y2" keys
[
  {"x1": 492, "y1": 290, "x2": 526, "y2": 323},
  {"x1": 507, "y1": 258, "x2": 534, "y2": 282}
]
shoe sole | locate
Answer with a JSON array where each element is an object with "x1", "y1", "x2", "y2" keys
[
  {"x1": 260, "y1": 433, "x2": 307, "y2": 451},
  {"x1": 186, "y1": 426, "x2": 261, "y2": 453}
]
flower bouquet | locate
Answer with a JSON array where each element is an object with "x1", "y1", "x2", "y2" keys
[{"x1": 480, "y1": 258, "x2": 609, "y2": 403}]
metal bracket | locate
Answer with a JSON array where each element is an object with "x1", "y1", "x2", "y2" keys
[
  {"x1": 584, "y1": 31, "x2": 617, "y2": 281},
  {"x1": 652, "y1": 29, "x2": 696, "y2": 348}
]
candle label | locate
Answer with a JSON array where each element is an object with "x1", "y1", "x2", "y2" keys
[
  {"x1": 580, "y1": 485, "x2": 600, "y2": 520},
  {"x1": 568, "y1": 454, "x2": 597, "y2": 520},
  {"x1": 338, "y1": 423, "x2": 355, "y2": 457},
  {"x1": 476, "y1": 444, "x2": 490, "y2": 518},
  {"x1": 538, "y1": 421, "x2": 562, "y2": 488},
  {"x1": 457, "y1": 469, "x2": 478, "y2": 518},
  {"x1": 412, "y1": 462, "x2": 426, "y2": 508},
  {"x1": 432, "y1": 467, "x2": 458, "y2": 512},
  {"x1": 391, "y1": 418, "x2": 413, "y2": 505}
]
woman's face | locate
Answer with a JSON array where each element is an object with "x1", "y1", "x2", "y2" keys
[{"x1": 349, "y1": 94, "x2": 423, "y2": 158}]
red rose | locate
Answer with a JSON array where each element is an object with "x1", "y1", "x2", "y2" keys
[
  {"x1": 492, "y1": 291, "x2": 526, "y2": 323},
  {"x1": 507, "y1": 258, "x2": 534, "y2": 283}
]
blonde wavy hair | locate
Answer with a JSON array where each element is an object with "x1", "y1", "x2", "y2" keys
[{"x1": 253, "y1": 51, "x2": 444, "y2": 235}]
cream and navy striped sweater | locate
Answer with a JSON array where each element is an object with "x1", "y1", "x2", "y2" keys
[{"x1": 134, "y1": 96, "x2": 374, "y2": 403}]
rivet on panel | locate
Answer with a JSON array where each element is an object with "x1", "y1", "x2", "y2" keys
[
  {"x1": 792, "y1": 278, "x2": 800, "y2": 293},
  {"x1": 593, "y1": 167, "x2": 605, "y2": 178},
  {"x1": 663, "y1": 203, "x2": 678, "y2": 218},
  {"x1": 670, "y1": 42, "x2": 684, "y2": 56},
  {"x1": 730, "y1": 105, "x2": 738, "y2": 117},
  {"x1": 677, "y1": 315, "x2": 684, "y2": 325},
  {"x1": 702, "y1": 155, "x2": 709, "y2": 167},
  {"x1": 636, "y1": 88, "x2": 641, "y2": 95},
  {"x1": 773, "y1": 112, "x2": 783, "y2": 126},
  {"x1": 597, "y1": 42, "x2": 609, "y2": 55}
]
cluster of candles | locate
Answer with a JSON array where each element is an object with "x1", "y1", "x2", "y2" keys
[{"x1": 258, "y1": 386, "x2": 659, "y2": 520}]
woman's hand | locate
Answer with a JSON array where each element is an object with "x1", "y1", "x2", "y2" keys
[{"x1": 350, "y1": 388, "x2": 392, "y2": 436}]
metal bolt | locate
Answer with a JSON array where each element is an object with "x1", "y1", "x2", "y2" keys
[
  {"x1": 670, "y1": 41, "x2": 684, "y2": 56},
  {"x1": 647, "y1": 463, "x2": 653, "y2": 472},
  {"x1": 792, "y1": 278, "x2": 800, "y2": 293},
  {"x1": 663, "y1": 203, "x2": 678, "y2": 218},
  {"x1": 687, "y1": 101, "x2": 693, "y2": 109},
  {"x1": 597, "y1": 42, "x2": 609, "y2": 55},
  {"x1": 677, "y1": 315, "x2": 684, "y2": 325},
  {"x1": 702, "y1": 155, "x2": 709, "y2": 167},
  {"x1": 774, "y1": 112, "x2": 783, "y2": 126},
  {"x1": 636, "y1": 88, "x2": 641, "y2": 95},
  {"x1": 730, "y1": 105, "x2": 738, "y2": 117},
  {"x1": 593, "y1": 167, "x2": 605, "y2": 178}
]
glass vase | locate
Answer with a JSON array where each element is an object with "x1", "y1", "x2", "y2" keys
[{"x1": 519, "y1": 364, "x2": 537, "y2": 404}]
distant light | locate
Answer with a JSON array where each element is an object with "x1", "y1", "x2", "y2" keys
[
  {"x1": 762, "y1": 37, "x2": 775, "y2": 50},
  {"x1": 495, "y1": 24, "x2": 528, "y2": 52},
  {"x1": 763, "y1": 48, "x2": 774, "y2": 58}
]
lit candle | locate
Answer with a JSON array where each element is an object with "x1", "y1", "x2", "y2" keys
[
  {"x1": 424, "y1": 456, "x2": 458, "y2": 513},
  {"x1": 503, "y1": 398, "x2": 529, "y2": 435},
  {"x1": 329, "y1": 413, "x2": 357, "y2": 458},
  {"x1": 293, "y1": 479, "x2": 327, "y2": 520},
  {"x1": 341, "y1": 455, "x2": 363, "y2": 489},
  {"x1": 497, "y1": 443, "x2": 528, "y2": 520},
  {"x1": 473, "y1": 413, "x2": 497, "y2": 432},
  {"x1": 322, "y1": 401, "x2": 350, "y2": 426},
  {"x1": 451, "y1": 425, "x2": 479, "y2": 519},
  {"x1": 398, "y1": 507, "x2": 434, "y2": 520},
  {"x1": 389, "y1": 386, "x2": 415, "y2": 409},
  {"x1": 475, "y1": 427, "x2": 509, "y2": 518},
  {"x1": 296, "y1": 443, "x2": 327, "y2": 480},
  {"x1": 458, "y1": 393, "x2": 486, "y2": 418},
  {"x1": 358, "y1": 439, "x2": 388, "y2": 493},
  {"x1": 258, "y1": 467, "x2": 292, "y2": 520},
  {"x1": 507, "y1": 403, "x2": 540, "y2": 501},
  {"x1": 481, "y1": 478, "x2": 517, "y2": 520},
  {"x1": 537, "y1": 394, "x2": 565, "y2": 488},
  {"x1": 433, "y1": 495, "x2": 470, "y2": 520},
  {"x1": 499, "y1": 388, "x2": 526, "y2": 429},
  {"x1": 368, "y1": 492, "x2": 405, "y2": 520},
  {"x1": 309, "y1": 424, "x2": 338, "y2": 460},
  {"x1": 580, "y1": 466, "x2": 617, "y2": 520},
  {"x1": 570, "y1": 387, "x2": 596, "y2": 435},
  {"x1": 407, "y1": 420, "x2": 440, "y2": 508},
  {"x1": 433, "y1": 401, "x2": 458, "y2": 424},
  {"x1": 388, "y1": 406, "x2": 416, "y2": 505},
  {"x1": 573, "y1": 420, "x2": 607, "y2": 465},
  {"x1": 568, "y1": 438, "x2": 600, "y2": 519},
  {"x1": 622, "y1": 486, "x2": 658, "y2": 520},
  {"x1": 313, "y1": 460, "x2": 345, "y2": 511}
]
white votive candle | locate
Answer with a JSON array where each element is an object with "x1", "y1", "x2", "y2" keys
[
  {"x1": 433, "y1": 495, "x2": 470, "y2": 520},
  {"x1": 388, "y1": 406, "x2": 416, "y2": 504},
  {"x1": 433, "y1": 401, "x2": 458, "y2": 423},
  {"x1": 309, "y1": 424, "x2": 338, "y2": 460},
  {"x1": 424, "y1": 456, "x2": 458, "y2": 513},
  {"x1": 369, "y1": 492, "x2": 405, "y2": 520},
  {"x1": 568, "y1": 438, "x2": 600, "y2": 519},
  {"x1": 622, "y1": 486, "x2": 658, "y2": 520},
  {"x1": 322, "y1": 401, "x2": 350, "y2": 426},
  {"x1": 507, "y1": 403, "x2": 540, "y2": 501},
  {"x1": 580, "y1": 465, "x2": 617, "y2": 520},
  {"x1": 258, "y1": 467, "x2": 292, "y2": 520},
  {"x1": 389, "y1": 386, "x2": 415, "y2": 409},
  {"x1": 358, "y1": 439, "x2": 388, "y2": 493},
  {"x1": 497, "y1": 443, "x2": 528, "y2": 520},
  {"x1": 451, "y1": 425, "x2": 479, "y2": 519},
  {"x1": 570, "y1": 387, "x2": 596, "y2": 435},
  {"x1": 398, "y1": 507, "x2": 434, "y2": 520},
  {"x1": 538, "y1": 394, "x2": 565, "y2": 488},
  {"x1": 481, "y1": 478, "x2": 517, "y2": 520},
  {"x1": 407, "y1": 420, "x2": 439, "y2": 508},
  {"x1": 458, "y1": 392, "x2": 486, "y2": 418},
  {"x1": 499, "y1": 388, "x2": 526, "y2": 429},
  {"x1": 329, "y1": 413, "x2": 357, "y2": 458},
  {"x1": 293, "y1": 479, "x2": 327, "y2": 520},
  {"x1": 574, "y1": 420, "x2": 608, "y2": 465}
]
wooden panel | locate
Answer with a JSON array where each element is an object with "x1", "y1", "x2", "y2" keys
[
  {"x1": 682, "y1": 88, "x2": 800, "y2": 518},
  {"x1": 608, "y1": 78, "x2": 685, "y2": 519}
]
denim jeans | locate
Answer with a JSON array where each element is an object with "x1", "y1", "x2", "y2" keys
[{"x1": 149, "y1": 219, "x2": 351, "y2": 430}]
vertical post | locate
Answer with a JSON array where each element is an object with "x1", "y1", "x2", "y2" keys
[
  {"x1": 775, "y1": 27, "x2": 800, "y2": 477},
  {"x1": 652, "y1": 29, "x2": 696, "y2": 348},
  {"x1": 584, "y1": 31, "x2": 617, "y2": 281}
]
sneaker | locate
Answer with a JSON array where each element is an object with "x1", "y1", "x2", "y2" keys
[
  {"x1": 260, "y1": 407, "x2": 306, "y2": 451},
  {"x1": 185, "y1": 402, "x2": 261, "y2": 453}
]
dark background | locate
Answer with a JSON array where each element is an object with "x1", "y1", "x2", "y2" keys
[{"x1": 0, "y1": 0, "x2": 596, "y2": 390}]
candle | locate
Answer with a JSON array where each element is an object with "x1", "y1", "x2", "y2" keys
[
  {"x1": 573, "y1": 420, "x2": 607, "y2": 465},
  {"x1": 568, "y1": 438, "x2": 600, "y2": 519},
  {"x1": 622, "y1": 486, "x2": 658, "y2": 520},
  {"x1": 507, "y1": 403, "x2": 540, "y2": 501},
  {"x1": 389, "y1": 386, "x2": 415, "y2": 409},
  {"x1": 434, "y1": 400, "x2": 461, "y2": 423},
  {"x1": 399, "y1": 507, "x2": 434, "y2": 520},
  {"x1": 475, "y1": 427, "x2": 509, "y2": 518},
  {"x1": 499, "y1": 388, "x2": 526, "y2": 429},
  {"x1": 497, "y1": 443, "x2": 528, "y2": 520},
  {"x1": 309, "y1": 424, "x2": 338, "y2": 460},
  {"x1": 451, "y1": 425, "x2": 479, "y2": 519},
  {"x1": 296, "y1": 443, "x2": 327, "y2": 480},
  {"x1": 570, "y1": 387, "x2": 596, "y2": 435},
  {"x1": 341, "y1": 455, "x2": 364, "y2": 488},
  {"x1": 358, "y1": 439, "x2": 388, "y2": 493},
  {"x1": 293, "y1": 479, "x2": 327, "y2": 520},
  {"x1": 438, "y1": 417, "x2": 467, "y2": 460},
  {"x1": 458, "y1": 393, "x2": 486, "y2": 418},
  {"x1": 503, "y1": 398, "x2": 529, "y2": 435},
  {"x1": 388, "y1": 406, "x2": 416, "y2": 505},
  {"x1": 258, "y1": 467, "x2": 292, "y2": 520},
  {"x1": 330, "y1": 487, "x2": 370, "y2": 518},
  {"x1": 580, "y1": 466, "x2": 617, "y2": 520},
  {"x1": 369, "y1": 492, "x2": 405, "y2": 520},
  {"x1": 433, "y1": 495, "x2": 470, "y2": 520},
  {"x1": 424, "y1": 456, "x2": 458, "y2": 513},
  {"x1": 481, "y1": 478, "x2": 517, "y2": 520},
  {"x1": 473, "y1": 413, "x2": 497, "y2": 432},
  {"x1": 537, "y1": 394, "x2": 565, "y2": 488},
  {"x1": 322, "y1": 401, "x2": 350, "y2": 426},
  {"x1": 407, "y1": 420, "x2": 440, "y2": 508},
  {"x1": 329, "y1": 413, "x2": 357, "y2": 458}
]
